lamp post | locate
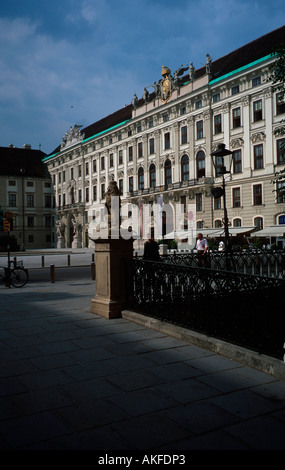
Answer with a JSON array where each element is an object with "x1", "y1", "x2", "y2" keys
[
  {"x1": 211, "y1": 143, "x2": 233, "y2": 254},
  {"x1": 20, "y1": 168, "x2": 26, "y2": 251}
]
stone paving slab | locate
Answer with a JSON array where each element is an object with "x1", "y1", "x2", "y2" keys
[{"x1": 0, "y1": 277, "x2": 284, "y2": 451}]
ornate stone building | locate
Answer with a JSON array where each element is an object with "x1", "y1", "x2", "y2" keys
[{"x1": 44, "y1": 26, "x2": 285, "y2": 249}]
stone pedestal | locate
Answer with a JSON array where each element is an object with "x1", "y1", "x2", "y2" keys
[
  {"x1": 90, "y1": 237, "x2": 133, "y2": 319},
  {"x1": 72, "y1": 236, "x2": 82, "y2": 249},
  {"x1": 57, "y1": 237, "x2": 65, "y2": 249}
]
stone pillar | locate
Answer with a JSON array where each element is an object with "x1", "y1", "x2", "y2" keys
[
  {"x1": 90, "y1": 237, "x2": 133, "y2": 319},
  {"x1": 89, "y1": 180, "x2": 134, "y2": 319}
]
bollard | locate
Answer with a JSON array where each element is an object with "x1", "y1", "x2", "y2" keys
[
  {"x1": 92, "y1": 253, "x2": 95, "y2": 263},
  {"x1": 50, "y1": 264, "x2": 55, "y2": 283},
  {"x1": 67, "y1": 254, "x2": 71, "y2": 266},
  {"x1": 42, "y1": 255, "x2": 45, "y2": 268},
  {"x1": 13, "y1": 256, "x2": 17, "y2": 268},
  {"x1": 91, "y1": 261, "x2": 96, "y2": 280}
]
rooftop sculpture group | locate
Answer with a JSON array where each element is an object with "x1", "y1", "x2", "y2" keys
[{"x1": 132, "y1": 54, "x2": 212, "y2": 108}]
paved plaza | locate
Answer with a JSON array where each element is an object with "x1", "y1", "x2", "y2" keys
[{"x1": 0, "y1": 252, "x2": 284, "y2": 450}]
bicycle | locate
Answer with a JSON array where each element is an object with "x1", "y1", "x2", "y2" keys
[{"x1": 0, "y1": 260, "x2": 29, "y2": 288}]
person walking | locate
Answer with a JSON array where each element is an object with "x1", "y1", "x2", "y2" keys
[
  {"x1": 196, "y1": 233, "x2": 208, "y2": 267},
  {"x1": 143, "y1": 233, "x2": 160, "y2": 261}
]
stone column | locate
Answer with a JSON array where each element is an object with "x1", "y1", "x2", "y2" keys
[{"x1": 89, "y1": 181, "x2": 134, "y2": 319}]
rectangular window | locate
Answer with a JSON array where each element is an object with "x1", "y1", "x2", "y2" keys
[
  {"x1": 214, "y1": 197, "x2": 221, "y2": 210},
  {"x1": 196, "y1": 121, "x2": 203, "y2": 139},
  {"x1": 196, "y1": 193, "x2": 202, "y2": 212},
  {"x1": 85, "y1": 187, "x2": 89, "y2": 203},
  {"x1": 252, "y1": 76, "x2": 261, "y2": 87},
  {"x1": 93, "y1": 185, "x2": 97, "y2": 201},
  {"x1": 163, "y1": 113, "x2": 169, "y2": 122},
  {"x1": 276, "y1": 93, "x2": 285, "y2": 115},
  {"x1": 232, "y1": 107, "x2": 241, "y2": 128},
  {"x1": 63, "y1": 171, "x2": 65, "y2": 182},
  {"x1": 85, "y1": 163, "x2": 89, "y2": 175},
  {"x1": 71, "y1": 168, "x2": 74, "y2": 179},
  {"x1": 119, "y1": 150, "x2": 123, "y2": 165},
  {"x1": 180, "y1": 106, "x2": 186, "y2": 115},
  {"x1": 213, "y1": 93, "x2": 220, "y2": 103},
  {"x1": 195, "y1": 100, "x2": 202, "y2": 109},
  {"x1": 148, "y1": 120, "x2": 153, "y2": 128},
  {"x1": 164, "y1": 132, "x2": 170, "y2": 150},
  {"x1": 138, "y1": 142, "x2": 143, "y2": 158},
  {"x1": 233, "y1": 149, "x2": 242, "y2": 174},
  {"x1": 129, "y1": 176, "x2": 133, "y2": 193},
  {"x1": 277, "y1": 181, "x2": 285, "y2": 203},
  {"x1": 9, "y1": 193, "x2": 16, "y2": 206},
  {"x1": 253, "y1": 184, "x2": 262, "y2": 206},
  {"x1": 231, "y1": 85, "x2": 240, "y2": 95},
  {"x1": 232, "y1": 188, "x2": 241, "y2": 208},
  {"x1": 254, "y1": 144, "x2": 264, "y2": 169},
  {"x1": 78, "y1": 190, "x2": 82, "y2": 202},
  {"x1": 45, "y1": 216, "x2": 51, "y2": 228},
  {"x1": 253, "y1": 100, "x2": 262, "y2": 122},
  {"x1": 92, "y1": 160, "x2": 97, "y2": 173},
  {"x1": 101, "y1": 184, "x2": 105, "y2": 200},
  {"x1": 128, "y1": 146, "x2": 133, "y2": 161},
  {"x1": 181, "y1": 126, "x2": 188, "y2": 144},
  {"x1": 45, "y1": 194, "x2": 51, "y2": 207},
  {"x1": 109, "y1": 153, "x2": 114, "y2": 167},
  {"x1": 214, "y1": 114, "x2": 222, "y2": 134},
  {"x1": 27, "y1": 194, "x2": 34, "y2": 207},
  {"x1": 27, "y1": 216, "x2": 34, "y2": 227},
  {"x1": 101, "y1": 157, "x2": 105, "y2": 171},
  {"x1": 149, "y1": 138, "x2": 155, "y2": 154},
  {"x1": 78, "y1": 165, "x2": 82, "y2": 177},
  {"x1": 119, "y1": 179, "x2": 123, "y2": 195},
  {"x1": 277, "y1": 139, "x2": 285, "y2": 164}
]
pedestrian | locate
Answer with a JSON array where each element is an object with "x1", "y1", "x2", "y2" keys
[
  {"x1": 196, "y1": 233, "x2": 208, "y2": 267},
  {"x1": 143, "y1": 233, "x2": 160, "y2": 261}
]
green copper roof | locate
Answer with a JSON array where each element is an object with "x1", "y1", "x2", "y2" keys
[
  {"x1": 42, "y1": 119, "x2": 131, "y2": 162},
  {"x1": 209, "y1": 53, "x2": 275, "y2": 85}
]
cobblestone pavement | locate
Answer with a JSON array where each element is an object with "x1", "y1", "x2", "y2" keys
[{"x1": 0, "y1": 272, "x2": 284, "y2": 451}]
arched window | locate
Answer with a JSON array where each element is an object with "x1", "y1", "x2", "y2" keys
[
  {"x1": 138, "y1": 167, "x2": 144, "y2": 190},
  {"x1": 254, "y1": 217, "x2": 263, "y2": 230},
  {"x1": 149, "y1": 163, "x2": 156, "y2": 188},
  {"x1": 197, "y1": 151, "x2": 205, "y2": 178},
  {"x1": 181, "y1": 154, "x2": 189, "y2": 181},
  {"x1": 164, "y1": 159, "x2": 172, "y2": 186},
  {"x1": 233, "y1": 218, "x2": 241, "y2": 227},
  {"x1": 214, "y1": 219, "x2": 222, "y2": 228}
]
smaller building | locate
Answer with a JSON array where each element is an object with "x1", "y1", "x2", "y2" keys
[{"x1": 0, "y1": 145, "x2": 54, "y2": 250}]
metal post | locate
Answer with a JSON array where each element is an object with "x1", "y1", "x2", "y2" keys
[
  {"x1": 91, "y1": 261, "x2": 95, "y2": 280},
  {"x1": 50, "y1": 264, "x2": 55, "y2": 283},
  {"x1": 67, "y1": 254, "x2": 70, "y2": 266},
  {"x1": 42, "y1": 255, "x2": 45, "y2": 268}
]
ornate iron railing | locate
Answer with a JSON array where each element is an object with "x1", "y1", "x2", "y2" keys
[
  {"x1": 125, "y1": 258, "x2": 285, "y2": 315},
  {"x1": 135, "y1": 250, "x2": 285, "y2": 278}
]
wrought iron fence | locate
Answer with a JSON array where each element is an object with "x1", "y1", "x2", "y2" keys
[
  {"x1": 135, "y1": 250, "x2": 285, "y2": 278},
  {"x1": 125, "y1": 258, "x2": 285, "y2": 317}
]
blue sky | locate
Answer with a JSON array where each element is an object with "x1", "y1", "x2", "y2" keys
[{"x1": 0, "y1": 0, "x2": 284, "y2": 155}]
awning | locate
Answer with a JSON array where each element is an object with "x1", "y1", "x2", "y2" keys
[
  {"x1": 164, "y1": 227, "x2": 256, "y2": 239},
  {"x1": 250, "y1": 225, "x2": 285, "y2": 238}
]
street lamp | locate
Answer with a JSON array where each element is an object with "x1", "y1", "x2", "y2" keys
[
  {"x1": 20, "y1": 168, "x2": 26, "y2": 251},
  {"x1": 211, "y1": 143, "x2": 233, "y2": 254}
]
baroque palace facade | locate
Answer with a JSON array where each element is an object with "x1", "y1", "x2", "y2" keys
[{"x1": 44, "y1": 26, "x2": 285, "y2": 249}]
